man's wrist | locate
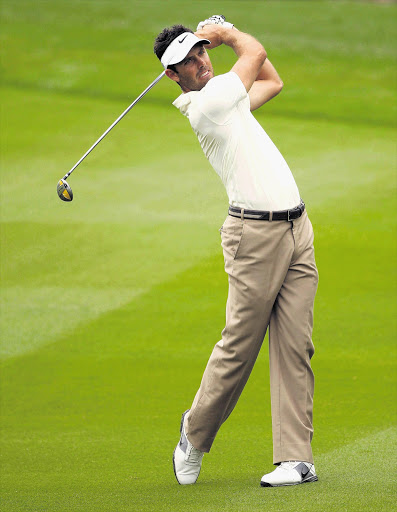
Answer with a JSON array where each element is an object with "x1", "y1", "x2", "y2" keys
[
  {"x1": 220, "y1": 27, "x2": 247, "y2": 49},
  {"x1": 218, "y1": 26, "x2": 237, "y2": 42}
]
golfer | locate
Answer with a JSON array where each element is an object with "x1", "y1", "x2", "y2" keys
[{"x1": 154, "y1": 16, "x2": 319, "y2": 487}]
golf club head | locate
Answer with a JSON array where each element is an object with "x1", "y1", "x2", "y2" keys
[{"x1": 57, "y1": 179, "x2": 73, "y2": 202}]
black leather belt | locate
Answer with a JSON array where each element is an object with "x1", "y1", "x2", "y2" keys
[{"x1": 228, "y1": 200, "x2": 305, "y2": 221}]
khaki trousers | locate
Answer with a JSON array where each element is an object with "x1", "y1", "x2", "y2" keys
[{"x1": 185, "y1": 210, "x2": 318, "y2": 464}]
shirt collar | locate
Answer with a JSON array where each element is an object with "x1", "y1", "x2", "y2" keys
[{"x1": 172, "y1": 91, "x2": 198, "y2": 116}]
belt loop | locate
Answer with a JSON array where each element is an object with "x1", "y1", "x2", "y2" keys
[
  {"x1": 240, "y1": 208, "x2": 244, "y2": 221},
  {"x1": 269, "y1": 211, "x2": 273, "y2": 222}
]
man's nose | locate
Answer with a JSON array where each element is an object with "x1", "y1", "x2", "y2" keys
[{"x1": 196, "y1": 56, "x2": 206, "y2": 67}]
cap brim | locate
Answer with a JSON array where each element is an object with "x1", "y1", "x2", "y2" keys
[{"x1": 161, "y1": 32, "x2": 211, "y2": 69}]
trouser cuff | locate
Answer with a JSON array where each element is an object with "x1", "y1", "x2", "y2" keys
[{"x1": 273, "y1": 443, "x2": 314, "y2": 465}]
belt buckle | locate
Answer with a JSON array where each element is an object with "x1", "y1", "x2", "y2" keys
[{"x1": 288, "y1": 203, "x2": 303, "y2": 221}]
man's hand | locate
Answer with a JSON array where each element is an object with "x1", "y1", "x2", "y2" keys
[
  {"x1": 196, "y1": 15, "x2": 234, "y2": 31},
  {"x1": 195, "y1": 24, "x2": 232, "y2": 50},
  {"x1": 195, "y1": 15, "x2": 237, "y2": 50}
]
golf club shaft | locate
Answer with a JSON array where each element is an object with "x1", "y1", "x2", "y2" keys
[{"x1": 62, "y1": 70, "x2": 166, "y2": 181}]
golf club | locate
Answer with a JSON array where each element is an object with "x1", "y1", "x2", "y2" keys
[{"x1": 57, "y1": 70, "x2": 166, "y2": 202}]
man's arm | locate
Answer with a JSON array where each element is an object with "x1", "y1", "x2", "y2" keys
[
  {"x1": 248, "y1": 59, "x2": 283, "y2": 112},
  {"x1": 195, "y1": 25, "x2": 283, "y2": 112},
  {"x1": 195, "y1": 25, "x2": 266, "y2": 95}
]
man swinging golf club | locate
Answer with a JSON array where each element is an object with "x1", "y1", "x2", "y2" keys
[{"x1": 154, "y1": 15, "x2": 319, "y2": 488}]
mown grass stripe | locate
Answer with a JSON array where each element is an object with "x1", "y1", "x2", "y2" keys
[{"x1": 2, "y1": 80, "x2": 396, "y2": 129}]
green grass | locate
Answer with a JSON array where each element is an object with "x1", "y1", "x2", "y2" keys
[{"x1": 1, "y1": 1, "x2": 396, "y2": 511}]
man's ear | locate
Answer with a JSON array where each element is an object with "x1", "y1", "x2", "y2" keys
[{"x1": 165, "y1": 68, "x2": 180, "y2": 83}]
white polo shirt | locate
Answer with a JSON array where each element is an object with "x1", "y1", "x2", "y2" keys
[{"x1": 173, "y1": 71, "x2": 301, "y2": 211}]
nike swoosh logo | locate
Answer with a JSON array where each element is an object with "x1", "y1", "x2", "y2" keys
[
  {"x1": 178, "y1": 35, "x2": 188, "y2": 43},
  {"x1": 295, "y1": 462, "x2": 310, "y2": 478}
]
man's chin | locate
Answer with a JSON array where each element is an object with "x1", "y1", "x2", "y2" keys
[
  {"x1": 198, "y1": 72, "x2": 213, "y2": 87},
  {"x1": 183, "y1": 74, "x2": 213, "y2": 92}
]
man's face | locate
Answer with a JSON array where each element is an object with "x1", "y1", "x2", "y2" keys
[{"x1": 166, "y1": 44, "x2": 214, "y2": 92}]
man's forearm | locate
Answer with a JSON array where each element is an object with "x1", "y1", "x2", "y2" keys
[
  {"x1": 196, "y1": 25, "x2": 266, "y2": 62},
  {"x1": 255, "y1": 58, "x2": 283, "y2": 86},
  {"x1": 227, "y1": 28, "x2": 281, "y2": 85},
  {"x1": 248, "y1": 55, "x2": 283, "y2": 111},
  {"x1": 220, "y1": 28, "x2": 267, "y2": 61}
]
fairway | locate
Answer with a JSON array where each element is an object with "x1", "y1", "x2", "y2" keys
[{"x1": 1, "y1": 1, "x2": 396, "y2": 511}]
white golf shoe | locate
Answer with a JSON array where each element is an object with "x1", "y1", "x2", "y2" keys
[
  {"x1": 173, "y1": 410, "x2": 204, "y2": 485},
  {"x1": 260, "y1": 461, "x2": 318, "y2": 487}
]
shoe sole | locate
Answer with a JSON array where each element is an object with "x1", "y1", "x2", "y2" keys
[
  {"x1": 172, "y1": 445, "x2": 179, "y2": 484},
  {"x1": 260, "y1": 475, "x2": 318, "y2": 487}
]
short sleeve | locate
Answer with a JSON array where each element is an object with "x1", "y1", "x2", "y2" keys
[{"x1": 198, "y1": 72, "x2": 248, "y2": 125}]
